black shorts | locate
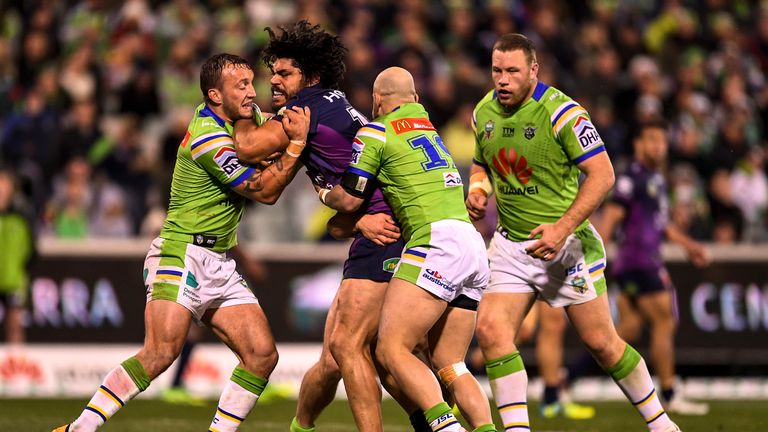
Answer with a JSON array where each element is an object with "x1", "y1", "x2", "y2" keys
[
  {"x1": 448, "y1": 294, "x2": 479, "y2": 311},
  {"x1": 0, "y1": 291, "x2": 25, "y2": 308},
  {"x1": 616, "y1": 267, "x2": 674, "y2": 298},
  {"x1": 343, "y1": 235, "x2": 405, "y2": 283}
]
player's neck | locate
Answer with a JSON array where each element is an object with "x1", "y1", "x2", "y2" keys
[{"x1": 207, "y1": 104, "x2": 233, "y2": 125}]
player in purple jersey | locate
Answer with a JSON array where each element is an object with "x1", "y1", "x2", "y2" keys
[
  {"x1": 596, "y1": 119, "x2": 710, "y2": 416},
  {"x1": 230, "y1": 21, "x2": 429, "y2": 432}
]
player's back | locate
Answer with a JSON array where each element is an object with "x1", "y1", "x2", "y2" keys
[
  {"x1": 283, "y1": 86, "x2": 391, "y2": 215},
  {"x1": 352, "y1": 103, "x2": 469, "y2": 243}
]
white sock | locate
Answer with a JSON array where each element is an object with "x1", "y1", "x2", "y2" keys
[{"x1": 70, "y1": 365, "x2": 141, "y2": 431}]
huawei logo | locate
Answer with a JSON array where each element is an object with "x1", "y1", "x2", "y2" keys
[{"x1": 492, "y1": 147, "x2": 532, "y2": 184}]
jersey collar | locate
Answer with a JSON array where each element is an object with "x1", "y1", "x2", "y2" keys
[{"x1": 199, "y1": 104, "x2": 227, "y2": 128}]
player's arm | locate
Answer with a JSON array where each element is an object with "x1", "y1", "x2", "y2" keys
[
  {"x1": 526, "y1": 152, "x2": 615, "y2": 260},
  {"x1": 594, "y1": 201, "x2": 626, "y2": 244},
  {"x1": 327, "y1": 212, "x2": 400, "y2": 245},
  {"x1": 466, "y1": 162, "x2": 493, "y2": 221},
  {"x1": 231, "y1": 107, "x2": 310, "y2": 204},
  {"x1": 665, "y1": 223, "x2": 710, "y2": 267},
  {"x1": 559, "y1": 151, "x2": 615, "y2": 233},
  {"x1": 232, "y1": 115, "x2": 291, "y2": 164}
]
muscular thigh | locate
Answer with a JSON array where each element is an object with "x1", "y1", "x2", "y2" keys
[
  {"x1": 203, "y1": 303, "x2": 276, "y2": 359},
  {"x1": 429, "y1": 307, "x2": 477, "y2": 368},
  {"x1": 332, "y1": 278, "x2": 388, "y2": 339},
  {"x1": 379, "y1": 278, "x2": 447, "y2": 350}
]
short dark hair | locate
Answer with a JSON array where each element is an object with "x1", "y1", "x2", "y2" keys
[
  {"x1": 493, "y1": 33, "x2": 537, "y2": 65},
  {"x1": 200, "y1": 53, "x2": 252, "y2": 103},
  {"x1": 262, "y1": 20, "x2": 348, "y2": 90},
  {"x1": 633, "y1": 118, "x2": 668, "y2": 139}
]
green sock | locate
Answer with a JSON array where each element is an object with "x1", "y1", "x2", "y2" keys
[
  {"x1": 290, "y1": 416, "x2": 315, "y2": 432},
  {"x1": 473, "y1": 424, "x2": 497, "y2": 432}
]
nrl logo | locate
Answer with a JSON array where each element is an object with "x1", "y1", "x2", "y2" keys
[
  {"x1": 484, "y1": 119, "x2": 495, "y2": 140},
  {"x1": 524, "y1": 123, "x2": 537, "y2": 140}
]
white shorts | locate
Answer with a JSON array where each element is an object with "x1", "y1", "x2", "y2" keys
[
  {"x1": 393, "y1": 219, "x2": 489, "y2": 303},
  {"x1": 486, "y1": 224, "x2": 607, "y2": 307},
  {"x1": 144, "y1": 237, "x2": 258, "y2": 321}
]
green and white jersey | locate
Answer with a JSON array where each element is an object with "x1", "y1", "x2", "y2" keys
[
  {"x1": 472, "y1": 82, "x2": 606, "y2": 241},
  {"x1": 347, "y1": 103, "x2": 469, "y2": 244},
  {"x1": 160, "y1": 103, "x2": 256, "y2": 252}
]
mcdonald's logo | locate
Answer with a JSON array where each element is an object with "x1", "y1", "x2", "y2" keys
[{"x1": 392, "y1": 118, "x2": 435, "y2": 134}]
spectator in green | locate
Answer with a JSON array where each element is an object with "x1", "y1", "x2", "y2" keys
[{"x1": 0, "y1": 167, "x2": 35, "y2": 344}]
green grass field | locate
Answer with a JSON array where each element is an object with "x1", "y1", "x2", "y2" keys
[{"x1": 4, "y1": 398, "x2": 766, "y2": 431}]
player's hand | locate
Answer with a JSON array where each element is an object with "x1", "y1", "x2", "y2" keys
[
  {"x1": 282, "y1": 106, "x2": 311, "y2": 142},
  {"x1": 356, "y1": 213, "x2": 401, "y2": 246},
  {"x1": 525, "y1": 222, "x2": 570, "y2": 261},
  {"x1": 465, "y1": 192, "x2": 488, "y2": 221},
  {"x1": 685, "y1": 241, "x2": 711, "y2": 267}
]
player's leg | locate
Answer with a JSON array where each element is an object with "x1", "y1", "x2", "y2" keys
[
  {"x1": 204, "y1": 302, "x2": 278, "y2": 432},
  {"x1": 566, "y1": 294, "x2": 677, "y2": 431},
  {"x1": 536, "y1": 302, "x2": 595, "y2": 419},
  {"x1": 430, "y1": 299, "x2": 495, "y2": 431},
  {"x1": 328, "y1": 278, "x2": 387, "y2": 431},
  {"x1": 376, "y1": 277, "x2": 462, "y2": 431},
  {"x1": 475, "y1": 291, "x2": 535, "y2": 431},
  {"x1": 475, "y1": 230, "x2": 538, "y2": 431},
  {"x1": 560, "y1": 225, "x2": 676, "y2": 431},
  {"x1": 58, "y1": 299, "x2": 191, "y2": 432},
  {"x1": 536, "y1": 301, "x2": 566, "y2": 415},
  {"x1": 292, "y1": 293, "x2": 342, "y2": 432},
  {"x1": 162, "y1": 325, "x2": 205, "y2": 405},
  {"x1": 373, "y1": 342, "x2": 431, "y2": 432},
  {"x1": 4, "y1": 291, "x2": 25, "y2": 343},
  {"x1": 616, "y1": 291, "x2": 645, "y2": 344},
  {"x1": 635, "y1": 286, "x2": 708, "y2": 415}
]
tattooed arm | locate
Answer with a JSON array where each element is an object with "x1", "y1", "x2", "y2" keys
[
  {"x1": 231, "y1": 106, "x2": 310, "y2": 205},
  {"x1": 231, "y1": 152, "x2": 305, "y2": 205}
]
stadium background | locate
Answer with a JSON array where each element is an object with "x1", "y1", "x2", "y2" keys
[{"x1": 0, "y1": 0, "x2": 767, "y2": 430}]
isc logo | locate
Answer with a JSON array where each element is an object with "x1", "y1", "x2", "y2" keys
[{"x1": 565, "y1": 263, "x2": 583, "y2": 276}]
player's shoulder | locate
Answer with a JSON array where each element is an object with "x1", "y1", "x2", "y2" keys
[
  {"x1": 473, "y1": 89, "x2": 498, "y2": 114},
  {"x1": 293, "y1": 87, "x2": 348, "y2": 107},
  {"x1": 188, "y1": 103, "x2": 230, "y2": 137},
  {"x1": 536, "y1": 83, "x2": 579, "y2": 115},
  {"x1": 356, "y1": 121, "x2": 387, "y2": 143}
]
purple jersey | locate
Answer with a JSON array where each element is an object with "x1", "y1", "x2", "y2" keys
[
  {"x1": 276, "y1": 86, "x2": 392, "y2": 215},
  {"x1": 610, "y1": 160, "x2": 669, "y2": 274}
]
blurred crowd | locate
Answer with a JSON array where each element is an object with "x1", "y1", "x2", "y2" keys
[{"x1": 0, "y1": 0, "x2": 766, "y2": 243}]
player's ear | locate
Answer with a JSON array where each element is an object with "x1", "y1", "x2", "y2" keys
[{"x1": 208, "y1": 88, "x2": 223, "y2": 105}]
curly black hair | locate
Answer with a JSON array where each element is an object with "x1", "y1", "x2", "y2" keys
[{"x1": 262, "y1": 20, "x2": 348, "y2": 90}]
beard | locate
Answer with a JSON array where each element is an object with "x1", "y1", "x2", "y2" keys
[{"x1": 223, "y1": 99, "x2": 247, "y2": 122}]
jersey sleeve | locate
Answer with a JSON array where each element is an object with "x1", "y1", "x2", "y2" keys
[
  {"x1": 550, "y1": 100, "x2": 606, "y2": 165},
  {"x1": 347, "y1": 122, "x2": 386, "y2": 178},
  {"x1": 471, "y1": 105, "x2": 489, "y2": 167},
  {"x1": 189, "y1": 131, "x2": 255, "y2": 187}
]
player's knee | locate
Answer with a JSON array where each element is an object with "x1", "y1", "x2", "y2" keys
[
  {"x1": 475, "y1": 315, "x2": 504, "y2": 351},
  {"x1": 374, "y1": 339, "x2": 396, "y2": 369},
  {"x1": 139, "y1": 345, "x2": 181, "y2": 376},
  {"x1": 241, "y1": 346, "x2": 279, "y2": 377},
  {"x1": 319, "y1": 349, "x2": 342, "y2": 377},
  {"x1": 582, "y1": 331, "x2": 623, "y2": 365}
]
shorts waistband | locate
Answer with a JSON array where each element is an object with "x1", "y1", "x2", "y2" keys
[
  {"x1": 161, "y1": 232, "x2": 225, "y2": 250},
  {"x1": 496, "y1": 225, "x2": 513, "y2": 241}
]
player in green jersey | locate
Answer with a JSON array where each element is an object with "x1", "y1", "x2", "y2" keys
[
  {"x1": 467, "y1": 33, "x2": 681, "y2": 432},
  {"x1": 320, "y1": 67, "x2": 496, "y2": 432},
  {"x1": 53, "y1": 53, "x2": 311, "y2": 432}
]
